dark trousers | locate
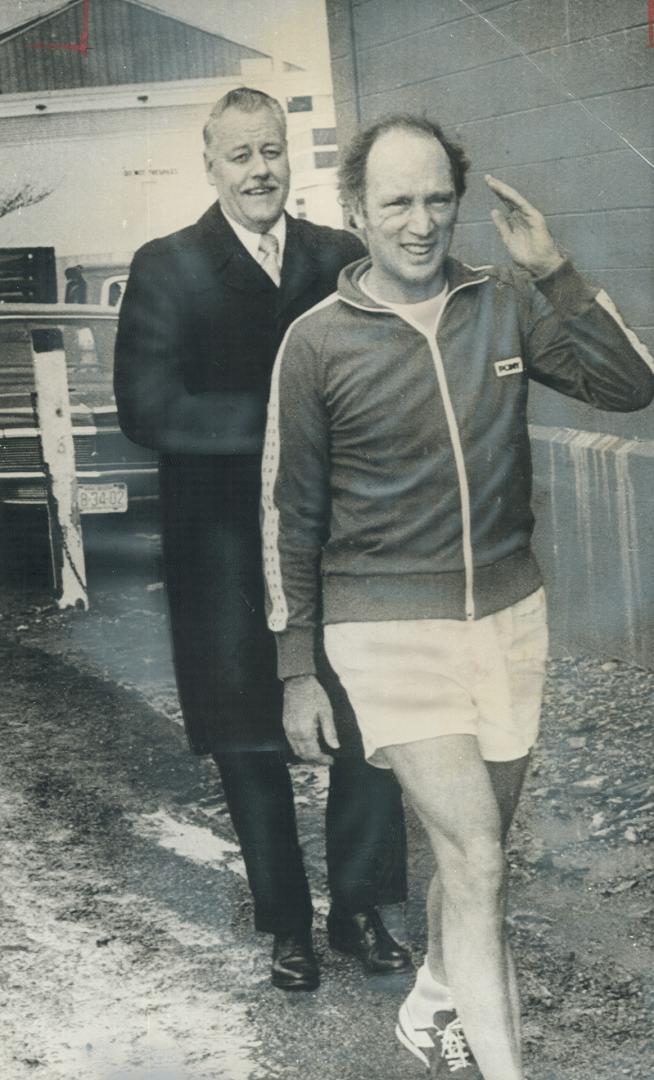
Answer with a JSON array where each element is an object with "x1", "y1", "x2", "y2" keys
[
  {"x1": 160, "y1": 454, "x2": 407, "y2": 934},
  {"x1": 214, "y1": 749, "x2": 407, "y2": 935}
]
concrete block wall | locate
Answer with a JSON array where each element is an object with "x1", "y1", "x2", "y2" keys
[{"x1": 326, "y1": 0, "x2": 654, "y2": 664}]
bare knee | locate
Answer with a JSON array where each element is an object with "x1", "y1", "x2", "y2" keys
[{"x1": 438, "y1": 835, "x2": 506, "y2": 911}]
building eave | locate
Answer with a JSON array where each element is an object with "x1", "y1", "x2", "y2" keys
[
  {"x1": 119, "y1": 0, "x2": 272, "y2": 61},
  {"x1": 0, "y1": 0, "x2": 78, "y2": 45},
  {"x1": 0, "y1": 71, "x2": 334, "y2": 121},
  {"x1": 0, "y1": 0, "x2": 303, "y2": 70}
]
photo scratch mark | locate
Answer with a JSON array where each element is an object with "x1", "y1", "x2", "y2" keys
[
  {"x1": 239, "y1": 588, "x2": 255, "y2": 613},
  {"x1": 457, "y1": 0, "x2": 654, "y2": 170},
  {"x1": 649, "y1": 0, "x2": 654, "y2": 47},
  {"x1": 29, "y1": 0, "x2": 91, "y2": 58}
]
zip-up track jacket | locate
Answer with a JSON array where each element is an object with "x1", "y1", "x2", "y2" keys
[{"x1": 261, "y1": 256, "x2": 654, "y2": 679}]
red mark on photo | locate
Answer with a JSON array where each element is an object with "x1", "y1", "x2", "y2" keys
[
  {"x1": 30, "y1": 0, "x2": 91, "y2": 58},
  {"x1": 649, "y1": 0, "x2": 654, "y2": 47}
]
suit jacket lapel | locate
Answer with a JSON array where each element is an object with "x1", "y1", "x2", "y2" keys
[
  {"x1": 277, "y1": 214, "x2": 321, "y2": 314},
  {"x1": 196, "y1": 205, "x2": 321, "y2": 305},
  {"x1": 197, "y1": 202, "x2": 276, "y2": 295}
]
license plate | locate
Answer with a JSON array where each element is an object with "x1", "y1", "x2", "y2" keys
[{"x1": 78, "y1": 482, "x2": 128, "y2": 514}]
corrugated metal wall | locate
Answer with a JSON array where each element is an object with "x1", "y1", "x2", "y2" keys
[
  {"x1": 326, "y1": 0, "x2": 654, "y2": 665},
  {"x1": 0, "y1": 0, "x2": 267, "y2": 92}
]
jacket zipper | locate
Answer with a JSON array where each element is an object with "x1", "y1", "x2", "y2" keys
[
  {"x1": 428, "y1": 283, "x2": 484, "y2": 620},
  {"x1": 344, "y1": 278, "x2": 487, "y2": 621}
]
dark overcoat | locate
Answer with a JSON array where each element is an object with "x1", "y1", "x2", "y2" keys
[{"x1": 114, "y1": 203, "x2": 364, "y2": 754}]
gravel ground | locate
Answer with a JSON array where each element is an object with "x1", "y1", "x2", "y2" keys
[{"x1": 0, "y1": 554, "x2": 652, "y2": 1080}]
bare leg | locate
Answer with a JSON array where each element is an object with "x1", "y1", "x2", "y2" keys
[
  {"x1": 426, "y1": 756, "x2": 530, "y2": 1044},
  {"x1": 386, "y1": 735, "x2": 524, "y2": 1080},
  {"x1": 487, "y1": 757, "x2": 530, "y2": 1048}
]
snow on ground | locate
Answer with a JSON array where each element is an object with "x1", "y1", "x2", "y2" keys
[
  {"x1": 0, "y1": 787, "x2": 263, "y2": 1080},
  {"x1": 130, "y1": 809, "x2": 247, "y2": 880}
]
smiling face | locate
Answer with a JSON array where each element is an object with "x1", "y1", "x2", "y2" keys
[
  {"x1": 354, "y1": 128, "x2": 459, "y2": 302},
  {"x1": 204, "y1": 106, "x2": 290, "y2": 234}
]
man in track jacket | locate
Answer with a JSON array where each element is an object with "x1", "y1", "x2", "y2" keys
[{"x1": 261, "y1": 114, "x2": 653, "y2": 1078}]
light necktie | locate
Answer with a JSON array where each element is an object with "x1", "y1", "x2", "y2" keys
[{"x1": 257, "y1": 232, "x2": 281, "y2": 287}]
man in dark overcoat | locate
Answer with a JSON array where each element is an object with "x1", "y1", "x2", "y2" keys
[{"x1": 114, "y1": 87, "x2": 409, "y2": 992}]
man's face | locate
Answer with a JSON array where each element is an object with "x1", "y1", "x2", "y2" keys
[
  {"x1": 354, "y1": 129, "x2": 459, "y2": 302},
  {"x1": 204, "y1": 106, "x2": 290, "y2": 233}
]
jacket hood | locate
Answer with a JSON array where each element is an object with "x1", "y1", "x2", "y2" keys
[{"x1": 336, "y1": 254, "x2": 492, "y2": 311}]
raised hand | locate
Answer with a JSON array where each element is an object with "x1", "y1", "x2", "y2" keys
[
  {"x1": 283, "y1": 674, "x2": 340, "y2": 765},
  {"x1": 485, "y1": 174, "x2": 564, "y2": 278}
]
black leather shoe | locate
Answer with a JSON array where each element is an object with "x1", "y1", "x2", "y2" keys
[
  {"x1": 271, "y1": 931, "x2": 320, "y2": 991},
  {"x1": 327, "y1": 908, "x2": 413, "y2": 974}
]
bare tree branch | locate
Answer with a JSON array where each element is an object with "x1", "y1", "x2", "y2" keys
[{"x1": 0, "y1": 182, "x2": 54, "y2": 220}]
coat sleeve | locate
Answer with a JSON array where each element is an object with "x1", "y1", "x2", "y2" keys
[
  {"x1": 114, "y1": 243, "x2": 266, "y2": 455},
  {"x1": 261, "y1": 319, "x2": 330, "y2": 679},
  {"x1": 520, "y1": 260, "x2": 654, "y2": 411}
]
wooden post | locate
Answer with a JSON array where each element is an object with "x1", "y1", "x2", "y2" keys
[{"x1": 31, "y1": 327, "x2": 88, "y2": 610}]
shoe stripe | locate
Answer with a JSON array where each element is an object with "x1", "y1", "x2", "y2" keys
[
  {"x1": 397, "y1": 1004, "x2": 435, "y2": 1048},
  {"x1": 395, "y1": 1022, "x2": 430, "y2": 1069}
]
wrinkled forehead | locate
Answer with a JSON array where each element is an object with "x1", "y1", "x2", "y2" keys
[
  {"x1": 206, "y1": 106, "x2": 286, "y2": 154},
  {"x1": 365, "y1": 129, "x2": 455, "y2": 198}
]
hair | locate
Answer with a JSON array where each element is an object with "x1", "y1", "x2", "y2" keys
[
  {"x1": 338, "y1": 114, "x2": 470, "y2": 212},
  {"x1": 203, "y1": 87, "x2": 286, "y2": 152}
]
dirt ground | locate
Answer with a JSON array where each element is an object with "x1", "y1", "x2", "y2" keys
[{"x1": 0, "y1": 531, "x2": 652, "y2": 1080}]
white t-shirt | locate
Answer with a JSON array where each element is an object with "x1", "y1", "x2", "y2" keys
[{"x1": 360, "y1": 271, "x2": 448, "y2": 337}]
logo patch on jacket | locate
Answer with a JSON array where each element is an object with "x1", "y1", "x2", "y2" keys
[{"x1": 494, "y1": 356, "x2": 524, "y2": 377}]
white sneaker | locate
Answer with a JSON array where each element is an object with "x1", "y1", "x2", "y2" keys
[{"x1": 396, "y1": 1003, "x2": 481, "y2": 1076}]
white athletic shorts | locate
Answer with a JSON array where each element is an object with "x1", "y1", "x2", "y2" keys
[{"x1": 323, "y1": 587, "x2": 548, "y2": 768}]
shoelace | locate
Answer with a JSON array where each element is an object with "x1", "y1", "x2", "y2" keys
[{"x1": 437, "y1": 1016, "x2": 472, "y2": 1072}]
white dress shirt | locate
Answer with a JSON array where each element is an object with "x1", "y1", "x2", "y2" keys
[{"x1": 222, "y1": 206, "x2": 287, "y2": 269}]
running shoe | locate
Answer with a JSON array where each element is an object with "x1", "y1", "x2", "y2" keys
[{"x1": 396, "y1": 1003, "x2": 481, "y2": 1076}]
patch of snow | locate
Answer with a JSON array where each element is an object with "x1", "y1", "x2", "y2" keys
[
  {"x1": 0, "y1": 791, "x2": 263, "y2": 1080},
  {"x1": 129, "y1": 810, "x2": 247, "y2": 880}
]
